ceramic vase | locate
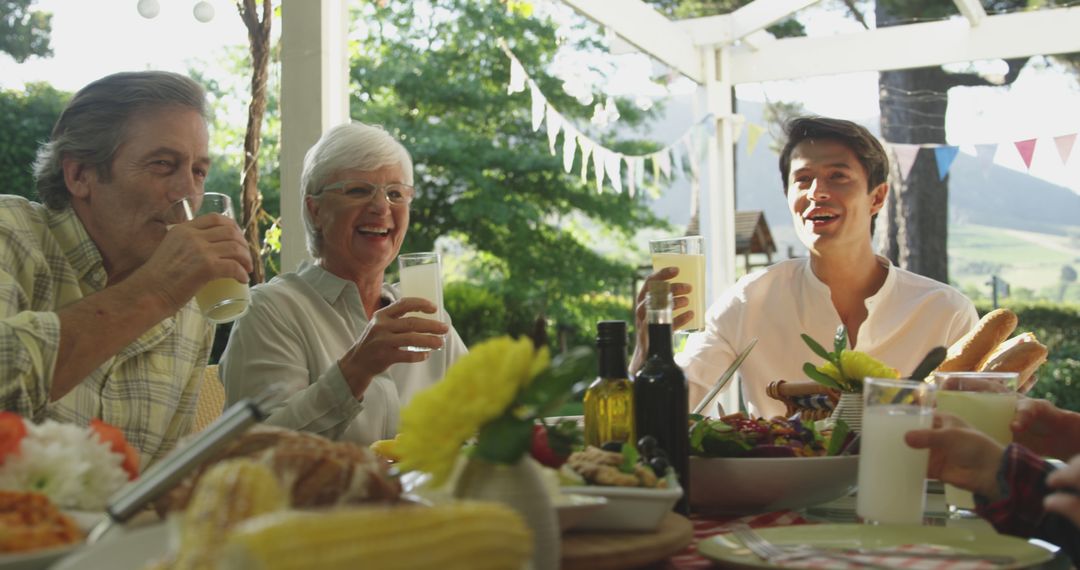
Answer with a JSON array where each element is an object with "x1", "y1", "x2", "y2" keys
[
  {"x1": 829, "y1": 391, "x2": 863, "y2": 433},
  {"x1": 452, "y1": 455, "x2": 560, "y2": 570}
]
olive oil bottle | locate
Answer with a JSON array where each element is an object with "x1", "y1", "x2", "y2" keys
[
  {"x1": 634, "y1": 281, "x2": 689, "y2": 514},
  {"x1": 583, "y1": 321, "x2": 635, "y2": 448}
]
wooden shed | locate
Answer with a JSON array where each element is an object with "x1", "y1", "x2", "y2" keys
[{"x1": 735, "y1": 210, "x2": 776, "y2": 273}]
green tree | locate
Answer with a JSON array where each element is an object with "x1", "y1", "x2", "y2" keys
[
  {"x1": 0, "y1": 82, "x2": 68, "y2": 200},
  {"x1": 0, "y1": 0, "x2": 52, "y2": 63},
  {"x1": 350, "y1": 0, "x2": 670, "y2": 345}
]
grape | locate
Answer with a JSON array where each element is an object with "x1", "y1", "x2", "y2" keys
[
  {"x1": 637, "y1": 435, "x2": 658, "y2": 457},
  {"x1": 600, "y1": 441, "x2": 623, "y2": 453},
  {"x1": 649, "y1": 456, "x2": 669, "y2": 478}
]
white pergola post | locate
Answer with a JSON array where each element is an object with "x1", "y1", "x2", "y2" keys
[{"x1": 278, "y1": 0, "x2": 350, "y2": 273}]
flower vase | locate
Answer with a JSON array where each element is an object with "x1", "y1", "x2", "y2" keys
[
  {"x1": 830, "y1": 392, "x2": 864, "y2": 433},
  {"x1": 452, "y1": 455, "x2": 560, "y2": 570}
]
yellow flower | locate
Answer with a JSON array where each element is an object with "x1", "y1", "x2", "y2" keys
[
  {"x1": 396, "y1": 336, "x2": 550, "y2": 485},
  {"x1": 817, "y1": 351, "x2": 899, "y2": 390}
]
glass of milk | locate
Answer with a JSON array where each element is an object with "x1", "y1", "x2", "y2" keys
[
  {"x1": 397, "y1": 251, "x2": 445, "y2": 352},
  {"x1": 169, "y1": 193, "x2": 251, "y2": 324},
  {"x1": 856, "y1": 377, "x2": 937, "y2": 525},
  {"x1": 933, "y1": 371, "x2": 1019, "y2": 517}
]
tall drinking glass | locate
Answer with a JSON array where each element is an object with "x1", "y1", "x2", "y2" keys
[
  {"x1": 170, "y1": 192, "x2": 251, "y2": 324},
  {"x1": 933, "y1": 371, "x2": 1019, "y2": 516},
  {"x1": 856, "y1": 377, "x2": 936, "y2": 525},
  {"x1": 397, "y1": 252, "x2": 445, "y2": 352},
  {"x1": 648, "y1": 236, "x2": 705, "y2": 333}
]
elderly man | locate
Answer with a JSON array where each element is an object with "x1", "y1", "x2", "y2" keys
[
  {"x1": 633, "y1": 116, "x2": 978, "y2": 417},
  {"x1": 0, "y1": 71, "x2": 253, "y2": 464}
]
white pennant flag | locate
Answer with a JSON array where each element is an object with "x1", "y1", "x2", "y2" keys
[
  {"x1": 530, "y1": 82, "x2": 545, "y2": 131},
  {"x1": 671, "y1": 142, "x2": 685, "y2": 179},
  {"x1": 562, "y1": 129, "x2": 577, "y2": 173},
  {"x1": 508, "y1": 57, "x2": 526, "y2": 94},
  {"x1": 626, "y1": 158, "x2": 637, "y2": 198},
  {"x1": 891, "y1": 144, "x2": 920, "y2": 180},
  {"x1": 545, "y1": 106, "x2": 562, "y2": 156},
  {"x1": 605, "y1": 152, "x2": 623, "y2": 194},
  {"x1": 685, "y1": 136, "x2": 700, "y2": 180},
  {"x1": 579, "y1": 138, "x2": 594, "y2": 185},
  {"x1": 592, "y1": 146, "x2": 606, "y2": 193},
  {"x1": 656, "y1": 150, "x2": 672, "y2": 179},
  {"x1": 634, "y1": 156, "x2": 645, "y2": 189}
]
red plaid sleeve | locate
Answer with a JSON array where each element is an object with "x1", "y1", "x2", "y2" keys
[{"x1": 974, "y1": 443, "x2": 1054, "y2": 536}]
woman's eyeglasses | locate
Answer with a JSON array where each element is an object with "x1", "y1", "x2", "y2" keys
[{"x1": 317, "y1": 180, "x2": 415, "y2": 206}]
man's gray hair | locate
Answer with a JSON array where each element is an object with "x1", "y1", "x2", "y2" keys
[
  {"x1": 300, "y1": 122, "x2": 414, "y2": 258},
  {"x1": 32, "y1": 71, "x2": 208, "y2": 210}
]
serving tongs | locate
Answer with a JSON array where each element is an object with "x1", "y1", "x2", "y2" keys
[{"x1": 86, "y1": 384, "x2": 284, "y2": 544}]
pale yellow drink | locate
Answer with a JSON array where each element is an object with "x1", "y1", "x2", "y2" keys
[
  {"x1": 195, "y1": 278, "x2": 250, "y2": 323},
  {"x1": 936, "y1": 390, "x2": 1018, "y2": 509},
  {"x1": 650, "y1": 252, "x2": 705, "y2": 332},
  {"x1": 399, "y1": 262, "x2": 444, "y2": 322}
]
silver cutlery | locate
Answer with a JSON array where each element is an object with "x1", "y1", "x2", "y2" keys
[{"x1": 692, "y1": 338, "x2": 757, "y2": 415}]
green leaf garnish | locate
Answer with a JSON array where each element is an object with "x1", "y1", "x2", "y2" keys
[
  {"x1": 619, "y1": 441, "x2": 640, "y2": 474},
  {"x1": 804, "y1": 362, "x2": 843, "y2": 390},
  {"x1": 801, "y1": 333, "x2": 832, "y2": 361},
  {"x1": 827, "y1": 419, "x2": 852, "y2": 456}
]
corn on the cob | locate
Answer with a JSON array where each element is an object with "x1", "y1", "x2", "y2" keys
[
  {"x1": 170, "y1": 458, "x2": 287, "y2": 570},
  {"x1": 219, "y1": 501, "x2": 532, "y2": 570}
]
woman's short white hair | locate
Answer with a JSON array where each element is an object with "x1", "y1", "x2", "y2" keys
[{"x1": 300, "y1": 121, "x2": 414, "y2": 258}]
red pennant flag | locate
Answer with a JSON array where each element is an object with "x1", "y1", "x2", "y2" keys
[
  {"x1": 1014, "y1": 138, "x2": 1037, "y2": 170},
  {"x1": 1054, "y1": 133, "x2": 1076, "y2": 165}
]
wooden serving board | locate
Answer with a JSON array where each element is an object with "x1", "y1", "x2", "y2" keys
[{"x1": 561, "y1": 512, "x2": 693, "y2": 570}]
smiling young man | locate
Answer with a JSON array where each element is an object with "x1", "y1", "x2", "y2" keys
[
  {"x1": 633, "y1": 116, "x2": 978, "y2": 417},
  {"x1": 0, "y1": 71, "x2": 253, "y2": 465}
]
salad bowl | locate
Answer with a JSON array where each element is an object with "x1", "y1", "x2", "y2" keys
[{"x1": 689, "y1": 454, "x2": 858, "y2": 514}]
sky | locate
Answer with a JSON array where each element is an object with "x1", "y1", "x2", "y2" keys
[{"x1": 5, "y1": 0, "x2": 1080, "y2": 195}]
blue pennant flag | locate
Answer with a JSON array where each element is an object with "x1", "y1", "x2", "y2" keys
[{"x1": 934, "y1": 146, "x2": 960, "y2": 180}]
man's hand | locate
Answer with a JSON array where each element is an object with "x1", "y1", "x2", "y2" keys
[
  {"x1": 1045, "y1": 456, "x2": 1080, "y2": 528},
  {"x1": 134, "y1": 213, "x2": 254, "y2": 312},
  {"x1": 628, "y1": 266, "x2": 694, "y2": 373},
  {"x1": 336, "y1": 298, "x2": 450, "y2": 399},
  {"x1": 905, "y1": 412, "x2": 1006, "y2": 501},
  {"x1": 1011, "y1": 397, "x2": 1080, "y2": 461}
]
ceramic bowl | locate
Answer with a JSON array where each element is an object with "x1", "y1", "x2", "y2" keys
[
  {"x1": 561, "y1": 475, "x2": 682, "y2": 532},
  {"x1": 689, "y1": 454, "x2": 858, "y2": 515}
]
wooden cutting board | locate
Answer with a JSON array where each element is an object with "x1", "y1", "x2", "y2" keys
[{"x1": 561, "y1": 512, "x2": 693, "y2": 570}]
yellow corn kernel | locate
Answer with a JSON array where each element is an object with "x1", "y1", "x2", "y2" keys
[
  {"x1": 370, "y1": 436, "x2": 401, "y2": 462},
  {"x1": 220, "y1": 501, "x2": 532, "y2": 570}
]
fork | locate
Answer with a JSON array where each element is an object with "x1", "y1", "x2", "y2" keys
[{"x1": 729, "y1": 524, "x2": 893, "y2": 570}]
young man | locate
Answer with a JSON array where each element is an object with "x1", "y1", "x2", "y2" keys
[
  {"x1": 0, "y1": 71, "x2": 253, "y2": 465},
  {"x1": 632, "y1": 116, "x2": 978, "y2": 417}
]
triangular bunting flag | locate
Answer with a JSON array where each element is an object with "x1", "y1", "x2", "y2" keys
[
  {"x1": 934, "y1": 146, "x2": 960, "y2": 181},
  {"x1": 731, "y1": 117, "x2": 745, "y2": 143},
  {"x1": 508, "y1": 57, "x2": 526, "y2": 94},
  {"x1": 656, "y1": 150, "x2": 671, "y2": 180},
  {"x1": 579, "y1": 138, "x2": 593, "y2": 185},
  {"x1": 671, "y1": 142, "x2": 684, "y2": 179},
  {"x1": 747, "y1": 123, "x2": 765, "y2": 156},
  {"x1": 562, "y1": 129, "x2": 577, "y2": 174},
  {"x1": 1014, "y1": 138, "x2": 1037, "y2": 170},
  {"x1": 530, "y1": 82, "x2": 545, "y2": 132},
  {"x1": 684, "y1": 137, "x2": 700, "y2": 180},
  {"x1": 1054, "y1": 133, "x2": 1076, "y2": 165},
  {"x1": 605, "y1": 152, "x2": 623, "y2": 194},
  {"x1": 626, "y1": 157, "x2": 637, "y2": 198},
  {"x1": 634, "y1": 156, "x2": 645, "y2": 190},
  {"x1": 545, "y1": 106, "x2": 562, "y2": 156},
  {"x1": 892, "y1": 144, "x2": 920, "y2": 180},
  {"x1": 592, "y1": 147, "x2": 606, "y2": 194},
  {"x1": 974, "y1": 144, "x2": 997, "y2": 166}
]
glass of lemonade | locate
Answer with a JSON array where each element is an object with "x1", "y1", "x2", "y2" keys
[
  {"x1": 856, "y1": 377, "x2": 936, "y2": 525},
  {"x1": 397, "y1": 251, "x2": 445, "y2": 352},
  {"x1": 648, "y1": 236, "x2": 705, "y2": 333},
  {"x1": 170, "y1": 193, "x2": 251, "y2": 324},
  {"x1": 933, "y1": 371, "x2": 1019, "y2": 516}
]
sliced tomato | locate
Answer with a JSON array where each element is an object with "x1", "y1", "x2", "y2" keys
[
  {"x1": 89, "y1": 419, "x2": 140, "y2": 480},
  {"x1": 0, "y1": 412, "x2": 27, "y2": 464}
]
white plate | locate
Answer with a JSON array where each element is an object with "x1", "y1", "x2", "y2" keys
[
  {"x1": 561, "y1": 477, "x2": 682, "y2": 532},
  {"x1": 50, "y1": 524, "x2": 168, "y2": 570},
  {"x1": 0, "y1": 544, "x2": 80, "y2": 570}
]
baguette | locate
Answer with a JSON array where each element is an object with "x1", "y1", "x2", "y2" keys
[
  {"x1": 980, "y1": 334, "x2": 1048, "y2": 393},
  {"x1": 936, "y1": 308, "x2": 1018, "y2": 373}
]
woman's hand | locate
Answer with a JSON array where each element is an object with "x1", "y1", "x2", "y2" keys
[
  {"x1": 628, "y1": 266, "x2": 694, "y2": 373},
  {"x1": 905, "y1": 412, "x2": 1006, "y2": 501},
  {"x1": 337, "y1": 297, "x2": 450, "y2": 399},
  {"x1": 1011, "y1": 397, "x2": 1080, "y2": 461},
  {"x1": 1045, "y1": 456, "x2": 1080, "y2": 528}
]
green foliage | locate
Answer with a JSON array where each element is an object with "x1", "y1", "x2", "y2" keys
[
  {"x1": 975, "y1": 301, "x2": 1080, "y2": 412},
  {"x1": 0, "y1": 0, "x2": 53, "y2": 63},
  {"x1": 351, "y1": 0, "x2": 669, "y2": 343},
  {"x1": 0, "y1": 82, "x2": 68, "y2": 200},
  {"x1": 444, "y1": 281, "x2": 507, "y2": 347}
]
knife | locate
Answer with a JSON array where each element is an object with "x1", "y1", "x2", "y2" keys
[{"x1": 692, "y1": 338, "x2": 758, "y2": 415}]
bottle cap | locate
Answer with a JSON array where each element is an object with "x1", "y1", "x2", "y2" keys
[
  {"x1": 646, "y1": 280, "x2": 672, "y2": 310},
  {"x1": 596, "y1": 320, "x2": 627, "y2": 346}
]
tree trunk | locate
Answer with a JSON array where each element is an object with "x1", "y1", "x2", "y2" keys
[{"x1": 238, "y1": 0, "x2": 273, "y2": 284}]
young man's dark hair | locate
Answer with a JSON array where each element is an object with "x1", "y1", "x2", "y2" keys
[{"x1": 778, "y1": 116, "x2": 890, "y2": 193}]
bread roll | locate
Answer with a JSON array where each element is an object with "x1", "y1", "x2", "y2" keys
[
  {"x1": 936, "y1": 308, "x2": 1018, "y2": 373},
  {"x1": 981, "y1": 335, "x2": 1048, "y2": 393}
]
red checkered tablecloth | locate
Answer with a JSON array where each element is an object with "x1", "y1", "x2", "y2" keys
[{"x1": 667, "y1": 510, "x2": 811, "y2": 569}]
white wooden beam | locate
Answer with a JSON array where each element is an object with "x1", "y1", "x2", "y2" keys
[
  {"x1": 562, "y1": 0, "x2": 702, "y2": 83},
  {"x1": 952, "y1": 0, "x2": 987, "y2": 27},
  {"x1": 729, "y1": 0, "x2": 822, "y2": 41},
  {"x1": 729, "y1": 7, "x2": 1080, "y2": 84},
  {"x1": 279, "y1": 0, "x2": 350, "y2": 272}
]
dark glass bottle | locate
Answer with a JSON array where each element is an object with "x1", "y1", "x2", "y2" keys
[
  {"x1": 583, "y1": 321, "x2": 635, "y2": 448},
  {"x1": 633, "y1": 281, "x2": 690, "y2": 514}
]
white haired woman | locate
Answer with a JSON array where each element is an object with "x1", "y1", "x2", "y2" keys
[{"x1": 219, "y1": 122, "x2": 467, "y2": 444}]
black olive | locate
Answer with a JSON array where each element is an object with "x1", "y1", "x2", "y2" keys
[
  {"x1": 600, "y1": 441, "x2": 623, "y2": 453},
  {"x1": 637, "y1": 435, "x2": 658, "y2": 457},
  {"x1": 649, "y1": 456, "x2": 670, "y2": 478}
]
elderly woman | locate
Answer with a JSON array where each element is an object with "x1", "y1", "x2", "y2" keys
[{"x1": 219, "y1": 122, "x2": 467, "y2": 444}]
